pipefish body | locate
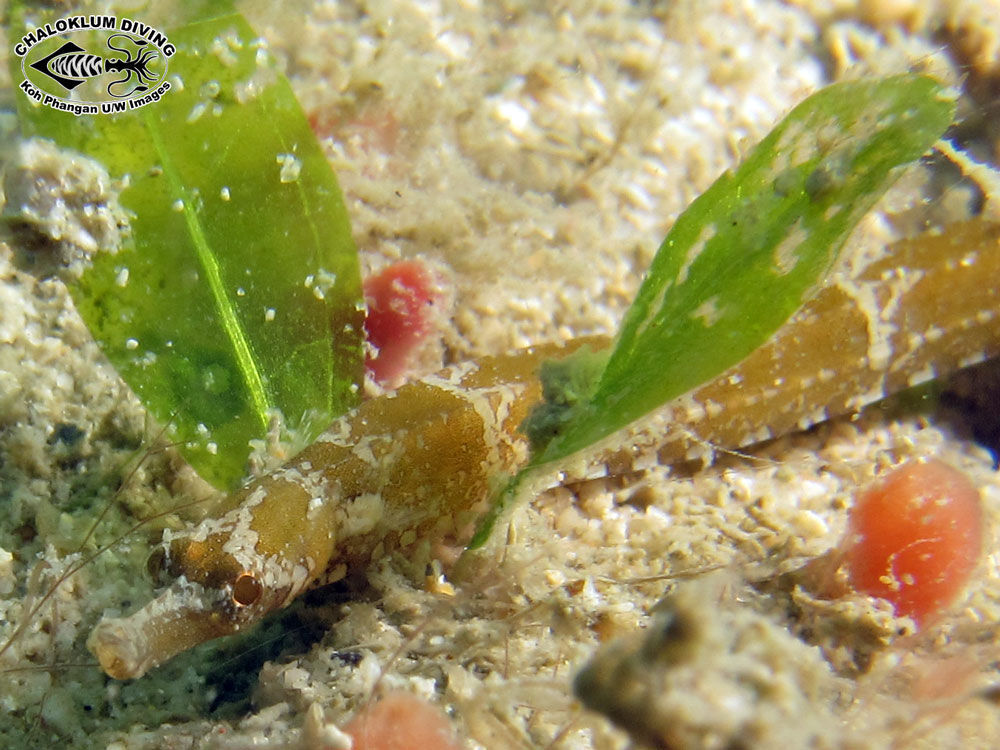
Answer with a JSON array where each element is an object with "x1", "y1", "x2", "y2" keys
[{"x1": 88, "y1": 219, "x2": 1000, "y2": 680}]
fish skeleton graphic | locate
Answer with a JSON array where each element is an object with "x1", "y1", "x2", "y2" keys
[{"x1": 29, "y1": 35, "x2": 160, "y2": 98}]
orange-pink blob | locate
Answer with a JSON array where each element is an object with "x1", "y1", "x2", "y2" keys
[
  {"x1": 342, "y1": 692, "x2": 462, "y2": 750},
  {"x1": 845, "y1": 458, "x2": 983, "y2": 627},
  {"x1": 363, "y1": 261, "x2": 439, "y2": 383}
]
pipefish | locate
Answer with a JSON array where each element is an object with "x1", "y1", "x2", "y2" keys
[{"x1": 86, "y1": 217, "x2": 1000, "y2": 680}]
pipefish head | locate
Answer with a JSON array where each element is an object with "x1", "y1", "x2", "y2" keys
[
  {"x1": 87, "y1": 484, "x2": 330, "y2": 680},
  {"x1": 87, "y1": 536, "x2": 291, "y2": 680}
]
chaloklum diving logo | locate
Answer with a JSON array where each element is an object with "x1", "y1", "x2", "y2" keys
[{"x1": 14, "y1": 14, "x2": 174, "y2": 116}]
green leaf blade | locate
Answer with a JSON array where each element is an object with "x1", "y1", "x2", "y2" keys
[
  {"x1": 12, "y1": 9, "x2": 364, "y2": 488},
  {"x1": 534, "y1": 74, "x2": 955, "y2": 466}
]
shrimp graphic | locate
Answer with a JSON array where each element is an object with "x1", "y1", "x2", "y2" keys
[{"x1": 29, "y1": 34, "x2": 161, "y2": 99}]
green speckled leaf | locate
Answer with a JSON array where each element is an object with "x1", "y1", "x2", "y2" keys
[
  {"x1": 472, "y1": 75, "x2": 955, "y2": 549},
  {"x1": 11, "y1": 6, "x2": 364, "y2": 488},
  {"x1": 532, "y1": 74, "x2": 955, "y2": 466}
]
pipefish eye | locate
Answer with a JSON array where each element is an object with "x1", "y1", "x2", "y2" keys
[{"x1": 232, "y1": 573, "x2": 263, "y2": 607}]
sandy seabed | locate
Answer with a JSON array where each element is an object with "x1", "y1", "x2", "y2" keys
[{"x1": 3, "y1": 0, "x2": 1000, "y2": 747}]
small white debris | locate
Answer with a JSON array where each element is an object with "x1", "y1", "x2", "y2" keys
[
  {"x1": 211, "y1": 36, "x2": 239, "y2": 67},
  {"x1": 265, "y1": 307, "x2": 276, "y2": 322},
  {"x1": 277, "y1": 153, "x2": 302, "y2": 183},
  {"x1": 172, "y1": 199, "x2": 185, "y2": 212},
  {"x1": 201, "y1": 80, "x2": 222, "y2": 98},
  {"x1": 220, "y1": 186, "x2": 231, "y2": 201},
  {"x1": 186, "y1": 101, "x2": 208, "y2": 123},
  {"x1": 303, "y1": 703, "x2": 352, "y2": 750},
  {"x1": 206, "y1": 442, "x2": 218, "y2": 455},
  {"x1": 125, "y1": 338, "x2": 139, "y2": 350},
  {"x1": 236, "y1": 287, "x2": 246, "y2": 296},
  {"x1": 311, "y1": 268, "x2": 338, "y2": 301},
  {"x1": 234, "y1": 65, "x2": 276, "y2": 104},
  {"x1": 115, "y1": 267, "x2": 129, "y2": 287}
]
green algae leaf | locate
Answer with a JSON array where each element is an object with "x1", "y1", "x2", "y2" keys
[
  {"x1": 532, "y1": 74, "x2": 955, "y2": 465},
  {"x1": 11, "y1": 6, "x2": 364, "y2": 488},
  {"x1": 471, "y1": 75, "x2": 955, "y2": 548}
]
